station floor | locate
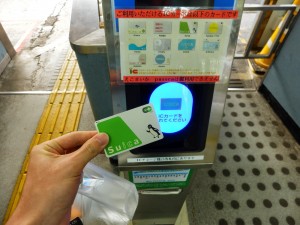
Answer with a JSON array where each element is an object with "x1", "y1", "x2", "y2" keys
[{"x1": 1, "y1": 0, "x2": 300, "y2": 225}]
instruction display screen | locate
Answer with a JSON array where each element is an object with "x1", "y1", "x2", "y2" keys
[{"x1": 117, "y1": 8, "x2": 237, "y2": 83}]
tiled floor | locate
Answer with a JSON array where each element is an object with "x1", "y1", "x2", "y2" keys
[{"x1": 186, "y1": 92, "x2": 300, "y2": 225}]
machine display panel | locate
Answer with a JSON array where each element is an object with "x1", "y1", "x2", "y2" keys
[{"x1": 126, "y1": 83, "x2": 215, "y2": 153}]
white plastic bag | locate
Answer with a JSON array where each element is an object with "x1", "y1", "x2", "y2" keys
[{"x1": 73, "y1": 163, "x2": 138, "y2": 225}]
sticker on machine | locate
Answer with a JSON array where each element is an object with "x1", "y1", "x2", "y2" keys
[
  {"x1": 129, "y1": 169, "x2": 195, "y2": 189},
  {"x1": 131, "y1": 170, "x2": 190, "y2": 183},
  {"x1": 95, "y1": 104, "x2": 164, "y2": 157}
]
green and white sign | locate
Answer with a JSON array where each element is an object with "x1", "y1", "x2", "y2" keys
[
  {"x1": 95, "y1": 104, "x2": 163, "y2": 157},
  {"x1": 129, "y1": 169, "x2": 194, "y2": 190}
]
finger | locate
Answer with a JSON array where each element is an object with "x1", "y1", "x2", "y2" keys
[
  {"x1": 71, "y1": 133, "x2": 109, "y2": 169},
  {"x1": 46, "y1": 131, "x2": 98, "y2": 155}
]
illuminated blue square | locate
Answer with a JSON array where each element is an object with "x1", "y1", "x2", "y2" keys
[{"x1": 161, "y1": 98, "x2": 182, "y2": 110}]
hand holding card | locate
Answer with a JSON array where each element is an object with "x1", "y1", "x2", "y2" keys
[{"x1": 95, "y1": 104, "x2": 164, "y2": 157}]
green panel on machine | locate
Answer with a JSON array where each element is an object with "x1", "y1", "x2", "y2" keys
[{"x1": 129, "y1": 169, "x2": 194, "y2": 189}]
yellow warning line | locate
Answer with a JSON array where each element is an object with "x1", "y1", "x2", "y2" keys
[{"x1": 3, "y1": 50, "x2": 86, "y2": 223}]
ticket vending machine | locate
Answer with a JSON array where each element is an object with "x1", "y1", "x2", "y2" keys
[{"x1": 70, "y1": 0, "x2": 244, "y2": 224}]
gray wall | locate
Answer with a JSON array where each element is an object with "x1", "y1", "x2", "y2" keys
[{"x1": 263, "y1": 14, "x2": 300, "y2": 127}]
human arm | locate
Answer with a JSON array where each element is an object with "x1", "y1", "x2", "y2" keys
[{"x1": 6, "y1": 131, "x2": 109, "y2": 225}]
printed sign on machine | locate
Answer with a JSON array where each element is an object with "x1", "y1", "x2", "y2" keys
[
  {"x1": 129, "y1": 169, "x2": 194, "y2": 189},
  {"x1": 117, "y1": 9, "x2": 238, "y2": 83}
]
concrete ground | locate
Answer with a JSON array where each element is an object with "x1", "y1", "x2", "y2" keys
[
  {"x1": 1, "y1": 0, "x2": 299, "y2": 224},
  {"x1": 0, "y1": 0, "x2": 71, "y2": 221},
  {"x1": 0, "y1": 0, "x2": 70, "y2": 91}
]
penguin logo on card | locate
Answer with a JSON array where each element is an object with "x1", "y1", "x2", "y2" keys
[{"x1": 147, "y1": 124, "x2": 161, "y2": 138}]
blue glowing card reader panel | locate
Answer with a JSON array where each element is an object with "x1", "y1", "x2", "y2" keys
[
  {"x1": 149, "y1": 83, "x2": 193, "y2": 134},
  {"x1": 125, "y1": 83, "x2": 215, "y2": 153}
]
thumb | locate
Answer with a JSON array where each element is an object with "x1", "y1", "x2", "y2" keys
[{"x1": 72, "y1": 133, "x2": 109, "y2": 168}]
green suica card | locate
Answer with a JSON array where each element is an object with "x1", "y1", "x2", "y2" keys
[{"x1": 95, "y1": 104, "x2": 163, "y2": 157}]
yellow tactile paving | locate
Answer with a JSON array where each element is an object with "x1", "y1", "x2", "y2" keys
[
  {"x1": 36, "y1": 104, "x2": 52, "y2": 134},
  {"x1": 9, "y1": 174, "x2": 27, "y2": 217},
  {"x1": 64, "y1": 103, "x2": 83, "y2": 133},
  {"x1": 3, "y1": 50, "x2": 87, "y2": 224}
]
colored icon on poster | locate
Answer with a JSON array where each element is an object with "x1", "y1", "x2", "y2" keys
[
  {"x1": 154, "y1": 53, "x2": 170, "y2": 65},
  {"x1": 203, "y1": 40, "x2": 220, "y2": 51},
  {"x1": 179, "y1": 21, "x2": 198, "y2": 34},
  {"x1": 129, "y1": 53, "x2": 146, "y2": 66},
  {"x1": 128, "y1": 21, "x2": 146, "y2": 34},
  {"x1": 154, "y1": 21, "x2": 172, "y2": 34},
  {"x1": 178, "y1": 39, "x2": 196, "y2": 51},
  {"x1": 205, "y1": 22, "x2": 223, "y2": 34},
  {"x1": 153, "y1": 39, "x2": 171, "y2": 51},
  {"x1": 128, "y1": 38, "x2": 147, "y2": 50}
]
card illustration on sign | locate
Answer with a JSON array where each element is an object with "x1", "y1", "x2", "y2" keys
[
  {"x1": 154, "y1": 53, "x2": 170, "y2": 65},
  {"x1": 178, "y1": 39, "x2": 196, "y2": 51},
  {"x1": 95, "y1": 104, "x2": 163, "y2": 157},
  {"x1": 129, "y1": 53, "x2": 146, "y2": 66},
  {"x1": 153, "y1": 39, "x2": 171, "y2": 51},
  {"x1": 179, "y1": 21, "x2": 198, "y2": 34},
  {"x1": 203, "y1": 40, "x2": 220, "y2": 51},
  {"x1": 205, "y1": 22, "x2": 223, "y2": 34},
  {"x1": 128, "y1": 38, "x2": 147, "y2": 50},
  {"x1": 154, "y1": 21, "x2": 172, "y2": 34},
  {"x1": 128, "y1": 21, "x2": 146, "y2": 34}
]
